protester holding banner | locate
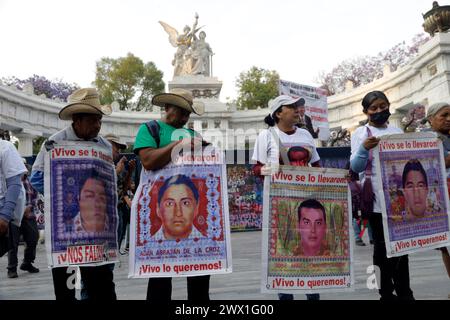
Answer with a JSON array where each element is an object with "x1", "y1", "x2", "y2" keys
[
  {"x1": 133, "y1": 88, "x2": 214, "y2": 301},
  {"x1": 423, "y1": 102, "x2": 450, "y2": 291},
  {"x1": 350, "y1": 90, "x2": 414, "y2": 300},
  {"x1": 252, "y1": 94, "x2": 320, "y2": 300},
  {"x1": 30, "y1": 88, "x2": 117, "y2": 300},
  {"x1": 295, "y1": 99, "x2": 319, "y2": 139},
  {"x1": 278, "y1": 80, "x2": 330, "y2": 141}
]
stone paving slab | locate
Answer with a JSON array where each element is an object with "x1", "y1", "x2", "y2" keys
[{"x1": 0, "y1": 231, "x2": 449, "y2": 300}]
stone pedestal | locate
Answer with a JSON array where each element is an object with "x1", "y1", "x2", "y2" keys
[
  {"x1": 16, "y1": 133, "x2": 34, "y2": 157},
  {"x1": 169, "y1": 75, "x2": 233, "y2": 149},
  {"x1": 169, "y1": 75, "x2": 223, "y2": 100}
]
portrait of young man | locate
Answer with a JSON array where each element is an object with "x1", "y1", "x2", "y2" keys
[
  {"x1": 401, "y1": 159, "x2": 429, "y2": 221},
  {"x1": 73, "y1": 175, "x2": 109, "y2": 233},
  {"x1": 153, "y1": 174, "x2": 203, "y2": 240},
  {"x1": 295, "y1": 199, "x2": 329, "y2": 256}
]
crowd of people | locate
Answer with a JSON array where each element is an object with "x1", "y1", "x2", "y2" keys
[{"x1": 0, "y1": 86, "x2": 449, "y2": 301}]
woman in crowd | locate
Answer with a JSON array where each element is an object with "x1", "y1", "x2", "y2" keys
[
  {"x1": 252, "y1": 94, "x2": 320, "y2": 301},
  {"x1": 423, "y1": 102, "x2": 450, "y2": 296},
  {"x1": 350, "y1": 90, "x2": 415, "y2": 300}
]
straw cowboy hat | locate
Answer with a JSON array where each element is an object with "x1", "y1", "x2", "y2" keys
[
  {"x1": 151, "y1": 88, "x2": 205, "y2": 115},
  {"x1": 58, "y1": 88, "x2": 112, "y2": 120},
  {"x1": 103, "y1": 133, "x2": 127, "y2": 150}
]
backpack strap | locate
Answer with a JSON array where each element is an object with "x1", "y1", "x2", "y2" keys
[{"x1": 145, "y1": 120, "x2": 161, "y2": 148}]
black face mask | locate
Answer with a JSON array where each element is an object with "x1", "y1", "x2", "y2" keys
[{"x1": 369, "y1": 109, "x2": 391, "y2": 125}]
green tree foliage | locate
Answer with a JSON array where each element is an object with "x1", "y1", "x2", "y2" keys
[
  {"x1": 94, "y1": 53, "x2": 165, "y2": 111},
  {"x1": 33, "y1": 136, "x2": 46, "y2": 155},
  {"x1": 234, "y1": 66, "x2": 280, "y2": 110}
]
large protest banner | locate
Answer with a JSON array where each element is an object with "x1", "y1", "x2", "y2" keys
[
  {"x1": 129, "y1": 149, "x2": 232, "y2": 278},
  {"x1": 374, "y1": 132, "x2": 450, "y2": 257},
  {"x1": 261, "y1": 166, "x2": 353, "y2": 294},
  {"x1": 279, "y1": 79, "x2": 330, "y2": 141},
  {"x1": 44, "y1": 142, "x2": 119, "y2": 267},
  {"x1": 227, "y1": 164, "x2": 263, "y2": 231}
]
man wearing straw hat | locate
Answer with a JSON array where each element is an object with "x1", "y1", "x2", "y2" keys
[
  {"x1": 30, "y1": 88, "x2": 117, "y2": 300},
  {"x1": 133, "y1": 88, "x2": 211, "y2": 301}
]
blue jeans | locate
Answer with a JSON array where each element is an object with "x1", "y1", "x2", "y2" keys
[{"x1": 278, "y1": 293, "x2": 320, "y2": 300}]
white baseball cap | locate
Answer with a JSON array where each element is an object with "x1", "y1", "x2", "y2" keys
[{"x1": 269, "y1": 95, "x2": 305, "y2": 117}]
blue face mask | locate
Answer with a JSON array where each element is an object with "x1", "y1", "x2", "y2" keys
[{"x1": 370, "y1": 109, "x2": 391, "y2": 125}]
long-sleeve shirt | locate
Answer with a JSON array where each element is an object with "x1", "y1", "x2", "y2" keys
[
  {"x1": 0, "y1": 140, "x2": 27, "y2": 222},
  {"x1": 350, "y1": 124, "x2": 403, "y2": 213}
]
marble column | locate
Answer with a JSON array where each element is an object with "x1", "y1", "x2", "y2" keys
[{"x1": 16, "y1": 133, "x2": 34, "y2": 157}]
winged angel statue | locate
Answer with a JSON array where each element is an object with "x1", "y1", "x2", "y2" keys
[{"x1": 159, "y1": 13, "x2": 213, "y2": 77}]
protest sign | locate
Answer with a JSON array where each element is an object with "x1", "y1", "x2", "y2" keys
[
  {"x1": 279, "y1": 79, "x2": 330, "y2": 141},
  {"x1": 374, "y1": 132, "x2": 450, "y2": 257},
  {"x1": 129, "y1": 149, "x2": 232, "y2": 278},
  {"x1": 44, "y1": 142, "x2": 119, "y2": 267},
  {"x1": 35, "y1": 193, "x2": 45, "y2": 230},
  {"x1": 227, "y1": 164, "x2": 263, "y2": 231},
  {"x1": 261, "y1": 166, "x2": 353, "y2": 294}
]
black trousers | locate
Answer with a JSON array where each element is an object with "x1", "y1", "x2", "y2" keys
[
  {"x1": 117, "y1": 204, "x2": 130, "y2": 248},
  {"x1": 369, "y1": 212, "x2": 414, "y2": 300},
  {"x1": 146, "y1": 275, "x2": 210, "y2": 301},
  {"x1": 52, "y1": 264, "x2": 117, "y2": 301},
  {"x1": 7, "y1": 218, "x2": 39, "y2": 270}
]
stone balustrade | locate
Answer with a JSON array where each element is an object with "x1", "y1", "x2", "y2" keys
[{"x1": 3, "y1": 32, "x2": 450, "y2": 156}]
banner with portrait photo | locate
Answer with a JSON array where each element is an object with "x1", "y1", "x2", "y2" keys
[
  {"x1": 227, "y1": 164, "x2": 263, "y2": 231},
  {"x1": 279, "y1": 79, "x2": 330, "y2": 141},
  {"x1": 35, "y1": 193, "x2": 45, "y2": 230},
  {"x1": 44, "y1": 141, "x2": 119, "y2": 267},
  {"x1": 374, "y1": 132, "x2": 450, "y2": 257},
  {"x1": 129, "y1": 149, "x2": 232, "y2": 278},
  {"x1": 261, "y1": 166, "x2": 353, "y2": 294}
]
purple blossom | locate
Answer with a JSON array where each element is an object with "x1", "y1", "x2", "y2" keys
[
  {"x1": 2, "y1": 74, "x2": 79, "y2": 102},
  {"x1": 317, "y1": 33, "x2": 430, "y2": 95}
]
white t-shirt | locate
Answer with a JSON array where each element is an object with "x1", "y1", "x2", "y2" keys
[
  {"x1": 350, "y1": 124, "x2": 403, "y2": 213},
  {"x1": 0, "y1": 140, "x2": 27, "y2": 199},
  {"x1": 252, "y1": 126, "x2": 320, "y2": 165}
]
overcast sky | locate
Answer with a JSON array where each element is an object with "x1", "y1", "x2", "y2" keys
[{"x1": 0, "y1": 0, "x2": 436, "y2": 101}]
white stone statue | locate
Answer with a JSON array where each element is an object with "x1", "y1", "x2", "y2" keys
[
  {"x1": 191, "y1": 31, "x2": 214, "y2": 76},
  {"x1": 159, "y1": 13, "x2": 213, "y2": 77}
]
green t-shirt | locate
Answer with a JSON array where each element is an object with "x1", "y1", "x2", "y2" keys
[{"x1": 133, "y1": 120, "x2": 196, "y2": 153}]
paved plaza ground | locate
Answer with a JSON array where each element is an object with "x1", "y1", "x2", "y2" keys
[{"x1": 0, "y1": 230, "x2": 449, "y2": 300}]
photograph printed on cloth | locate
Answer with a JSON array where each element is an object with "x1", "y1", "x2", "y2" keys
[
  {"x1": 261, "y1": 166, "x2": 353, "y2": 294},
  {"x1": 45, "y1": 142, "x2": 118, "y2": 267},
  {"x1": 374, "y1": 132, "x2": 450, "y2": 257},
  {"x1": 129, "y1": 161, "x2": 232, "y2": 278}
]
